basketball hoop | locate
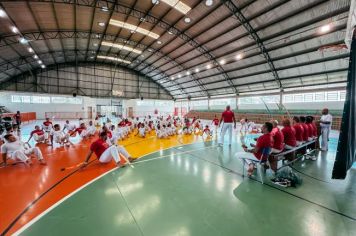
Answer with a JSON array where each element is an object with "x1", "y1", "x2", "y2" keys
[{"x1": 318, "y1": 44, "x2": 348, "y2": 52}]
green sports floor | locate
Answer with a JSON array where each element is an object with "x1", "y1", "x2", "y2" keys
[{"x1": 16, "y1": 136, "x2": 356, "y2": 236}]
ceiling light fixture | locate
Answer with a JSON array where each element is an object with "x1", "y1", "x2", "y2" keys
[
  {"x1": 109, "y1": 19, "x2": 160, "y2": 39},
  {"x1": 11, "y1": 26, "x2": 18, "y2": 33},
  {"x1": 206, "y1": 64, "x2": 212, "y2": 69},
  {"x1": 168, "y1": 31, "x2": 173, "y2": 35},
  {"x1": 178, "y1": 74, "x2": 182, "y2": 78},
  {"x1": 101, "y1": 6, "x2": 109, "y2": 12},
  {"x1": 186, "y1": 71, "x2": 190, "y2": 75},
  {"x1": 19, "y1": 37, "x2": 28, "y2": 44},
  {"x1": 41, "y1": 65, "x2": 46, "y2": 69},
  {"x1": 184, "y1": 17, "x2": 191, "y2": 23},
  {"x1": 171, "y1": 76, "x2": 174, "y2": 80},
  {"x1": 33, "y1": 55, "x2": 38, "y2": 59},
  {"x1": 205, "y1": 0, "x2": 213, "y2": 6},
  {"x1": 98, "y1": 22, "x2": 105, "y2": 27},
  {"x1": 28, "y1": 48, "x2": 34, "y2": 53},
  {"x1": 195, "y1": 68, "x2": 200, "y2": 73},
  {"x1": 152, "y1": 0, "x2": 160, "y2": 5},
  {"x1": 37, "y1": 60, "x2": 42, "y2": 64},
  {"x1": 159, "y1": 0, "x2": 191, "y2": 14},
  {"x1": 101, "y1": 41, "x2": 142, "y2": 54},
  {"x1": 236, "y1": 53, "x2": 243, "y2": 60},
  {"x1": 93, "y1": 43, "x2": 98, "y2": 47},
  {"x1": 219, "y1": 59, "x2": 226, "y2": 65},
  {"x1": 0, "y1": 9, "x2": 7, "y2": 18},
  {"x1": 97, "y1": 55, "x2": 131, "y2": 64},
  {"x1": 157, "y1": 40, "x2": 162, "y2": 44},
  {"x1": 320, "y1": 24, "x2": 331, "y2": 33}
]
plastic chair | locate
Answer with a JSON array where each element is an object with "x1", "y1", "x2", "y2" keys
[{"x1": 241, "y1": 147, "x2": 271, "y2": 184}]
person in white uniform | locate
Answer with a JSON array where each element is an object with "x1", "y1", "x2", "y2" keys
[
  {"x1": 1, "y1": 134, "x2": 46, "y2": 166},
  {"x1": 319, "y1": 108, "x2": 332, "y2": 151},
  {"x1": 219, "y1": 105, "x2": 236, "y2": 146},
  {"x1": 50, "y1": 124, "x2": 72, "y2": 147}
]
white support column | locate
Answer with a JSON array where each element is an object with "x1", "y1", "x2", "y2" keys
[{"x1": 236, "y1": 94, "x2": 239, "y2": 110}]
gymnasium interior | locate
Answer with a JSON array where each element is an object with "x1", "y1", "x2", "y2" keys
[{"x1": 0, "y1": 0, "x2": 356, "y2": 235}]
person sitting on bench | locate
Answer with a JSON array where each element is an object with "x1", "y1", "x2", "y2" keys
[
  {"x1": 299, "y1": 116, "x2": 310, "y2": 143},
  {"x1": 271, "y1": 120, "x2": 284, "y2": 154},
  {"x1": 292, "y1": 116, "x2": 304, "y2": 146},
  {"x1": 281, "y1": 119, "x2": 296, "y2": 150},
  {"x1": 237, "y1": 122, "x2": 273, "y2": 176},
  {"x1": 306, "y1": 116, "x2": 317, "y2": 139}
]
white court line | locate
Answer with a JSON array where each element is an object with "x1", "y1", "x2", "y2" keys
[{"x1": 13, "y1": 139, "x2": 215, "y2": 235}]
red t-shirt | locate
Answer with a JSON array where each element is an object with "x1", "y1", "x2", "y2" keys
[
  {"x1": 75, "y1": 127, "x2": 85, "y2": 134},
  {"x1": 311, "y1": 123, "x2": 318, "y2": 136},
  {"x1": 90, "y1": 139, "x2": 109, "y2": 158},
  {"x1": 43, "y1": 121, "x2": 52, "y2": 127},
  {"x1": 307, "y1": 123, "x2": 315, "y2": 137},
  {"x1": 271, "y1": 127, "x2": 284, "y2": 150},
  {"x1": 203, "y1": 128, "x2": 210, "y2": 133},
  {"x1": 221, "y1": 110, "x2": 235, "y2": 123},
  {"x1": 126, "y1": 121, "x2": 132, "y2": 126},
  {"x1": 106, "y1": 130, "x2": 112, "y2": 138},
  {"x1": 293, "y1": 124, "x2": 304, "y2": 142},
  {"x1": 282, "y1": 126, "x2": 296, "y2": 147},
  {"x1": 254, "y1": 133, "x2": 272, "y2": 160},
  {"x1": 212, "y1": 118, "x2": 219, "y2": 126},
  {"x1": 301, "y1": 123, "x2": 309, "y2": 141},
  {"x1": 31, "y1": 129, "x2": 44, "y2": 136}
]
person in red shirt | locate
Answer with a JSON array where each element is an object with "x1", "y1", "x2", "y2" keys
[
  {"x1": 42, "y1": 118, "x2": 53, "y2": 132},
  {"x1": 14, "y1": 111, "x2": 21, "y2": 129},
  {"x1": 72, "y1": 123, "x2": 91, "y2": 139},
  {"x1": 281, "y1": 119, "x2": 296, "y2": 149},
  {"x1": 82, "y1": 131, "x2": 133, "y2": 168},
  {"x1": 219, "y1": 105, "x2": 236, "y2": 146},
  {"x1": 306, "y1": 116, "x2": 317, "y2": 139},
  {"x1": 27, "y1": 125, "x2": 46, "y2": 143},
  {"x1": 237, "y1": 122, "x2": 273, "y2": 176},
  {"x1": 270, "y1": 120, "x2": 284, "y2": 153},
  {"x1": 299, "y1": 116, "x2": 310, "y2": 142},
  {"x1": 202, "y1": 125, "x2": 212, "y2": 137},
  {"x1": 292, "y1": 116, "x2": 304, "y2": 145},
  {"x1": 212, "y1": 115, "x2": 219, "y2": 135}
]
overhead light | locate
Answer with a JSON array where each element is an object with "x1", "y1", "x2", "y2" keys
[
  {"x1": 157, "y1": 40, "x2": 162, "y2": 44},
  {"x1": 96, "y1": 34, "x2": 101, "y2": 38},
  {"x1": 90, "y1": 56, "x2": 94, "y2": 59},
  {"x1": 184, "y1": 17, "x2": 191, "y2": 23},
  {"x1": 41, "y1": 65, "x2": 46, "y2": 69},
  {"x1": 168, "y1": 31, "x2": 173, "y2": 35},
  {"x1": 178, "y1": 74, "x2": 182, "y2": 78},
  {"x1": 152, "y1": 0, "x2": 159, "y2": 5},
  {"x1": 160, "y1": 0, "x2": 191, "y2": 14},
  {"x1": 205, "y1": 0, "x2": 213, "y2": 6},
  {"x1": 140, "y1": 17, "x2": 146, "y2": 22},
  {"x1": 236, "y1": 53, "x2": 243, "y2": 60},
  {"x1": 148, "y1": 48, "x2": 153, "y2": 52},
  {"x1": 195, "y1": 68, "x2": 200, "y2": 73},
  {"x1": 101, "y1": 41, "x2": 142, "y2": 54},
  {"x1": 98, "y1": 22, "x2": 105, "y2": 27},
  {"x1": 101, "y1": 6, "x2": 109, "y2": 12},
  {"x1": 141, "y1": 55, "x2": 145, "y2": 58},
  {"x1": 93, "y1": 43, "x2": 98, "y2": 47},
  {"x1": 19, "y1": 37, "x2": 28, "y2": 44},
  {"x1": 97, "y1": 55, "x2": 131, "y2": 64},
  {"x1": 28, "y1": 48, "x2": 34, "y2": 53},
  {"x1": 171, "y1": 76, "x2": 175, "y2": 80},
  {"x1": 320, "y1": 24, "x2": 331, "y2": 33},
  {"x1": 206, "y1": 64, "x2": 212, "y2": 69},
  {"x1": 11, "y1": 26, "x2": 18, "y2": 33},
  {"x1": 219, "y1": 59, "x2": 226, "y2": 65},
  {"x1": 33, "y1": 55, "x2": 38, "y2": 59},
  {"x1": 0, "y1": 9, "x2": 7, "y2": 18},
  {"x1": 37, "y1": 60, "x2": 43, "y2": 64},
  {"x1": 186, "y1": 71, "x2": 190, "y2": 75},
  {"x1": 130, "y1": 30, "x2": 136, "y2": 34},
  {"x1": 109, "y1": 19, "x2": 160, "y2": 39}
]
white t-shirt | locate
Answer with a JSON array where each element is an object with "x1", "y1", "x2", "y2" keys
[
  {"x1": 139, "y1": 127, "x2": 146, "y2": 136},
  {"x1": 320, "y1": 114, "x2": 332, "y2": 128},
  {"x1": 50, "y1": 130, "x2": 64, "y2": 142},
  {"x1": 64, "y1": 123, "x2": 76, "y2": 131},
  {"x1": 1, "y1": 140, "x2": 25, "y2": 155}
]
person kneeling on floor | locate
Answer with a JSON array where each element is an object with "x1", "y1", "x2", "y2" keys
[
  {"x1": 1, "y1": 134, "x2": 46, "y2": 166},
  {"x1": 236, "y1": 122, "x2": 273, "y2": 176},
  {"x1": 82, "y1": 131, "x2": 133, "y2": 168}
]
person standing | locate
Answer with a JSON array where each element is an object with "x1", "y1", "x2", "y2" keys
[
  {"x1": 14, "y1": 111, "x2": 21, "y2": 130},
  {"x1": 319, "y1": 108, "x2": 332, "y2": 151},
  {"x1": 219, "y1": 105, "x2": 236, "y2": 146}
]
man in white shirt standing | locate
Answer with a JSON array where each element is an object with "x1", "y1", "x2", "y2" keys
[{"x1": 319, "y1": 108, "x2": 332, "y2": 151}]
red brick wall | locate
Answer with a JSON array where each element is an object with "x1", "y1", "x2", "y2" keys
[{"x1": 186, "y1": 111, "x2": 341, "y2": 130}]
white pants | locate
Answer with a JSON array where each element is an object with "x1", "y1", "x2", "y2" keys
[
  {"x1": 321, "y1": 127, "x2": 330, "y2": 151},
  {"x1": 220, "y1": 123, "x2": 233, "y2": 145},
  {"x1": 87, "y1": 127, "x2": 96, "y2": 136},
  {"x1": 9, "y1": 147, "x2": 44, "y2": 162},
  {"x1": 285, "y1": 145, "x2": 296, "y2": 150},
  {"x1": 271, "y1": 148, "x2": 283, "y2": 154},
  {"x1": 236, "y1": 151, "x2": 258, "y2": 165},
  {"x1": 98, "y1": 145, "x2": 130, "y2": 163},
  {"x1": 55, "y1": 133, "x2": 70, "y2": 144},
  {"x1": 33, "y1": 134, "x2": 45, "y2": 142}
]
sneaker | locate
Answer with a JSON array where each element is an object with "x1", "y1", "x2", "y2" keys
[
  {"x1": 305, "y1": 155, "x2": 310, "y2": 160},
  {"x1": 311, "y1": 156, "x2": 317, "y2": 161}
]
